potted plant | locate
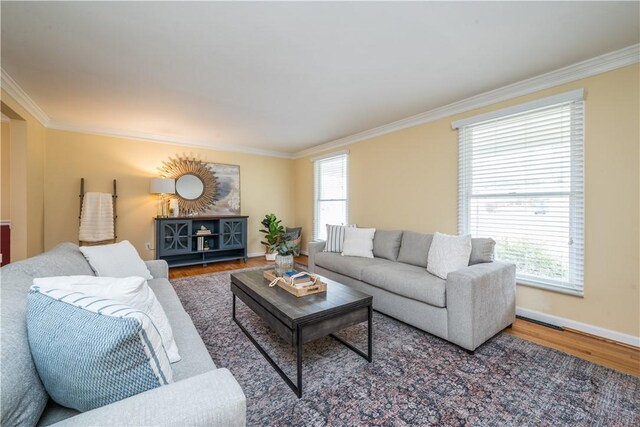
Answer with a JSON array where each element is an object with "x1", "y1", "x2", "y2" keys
[
  {"x1": 260, "y1": 213, "x2": 284, "y2": 261},
  {"x1": 271, "y1": 233, "x2": 300, "y2": 277}
]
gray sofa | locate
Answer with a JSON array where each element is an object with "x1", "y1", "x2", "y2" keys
[
  {"x1": 308, "y1": 230, "x2": 516, "y2": 352},
  {"x1": 1, "y1": 243, "x2": 246, "y2": 427}
]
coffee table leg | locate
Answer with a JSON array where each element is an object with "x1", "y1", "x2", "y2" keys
[
  {"x1": 329, "y1": 304, "x2": 373, "y2": 362},
  {"x1": 232, "y1": 293, "x2": 303, "y2": 398},
  {"x1": 296, "y1": 324, "x2": 303, "y2": 398},
  {"x1": 367, "y1": 303, "x2": 373, "y2": 362}
]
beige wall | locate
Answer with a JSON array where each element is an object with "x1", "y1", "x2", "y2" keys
[
  {"x1": 1, "y1": 90, "x2": 46, "y2": 260},
  {"x1": 294, "y1": 64, "x2": 640, "y2": 337},
  {"x1": 44, "y1": 129, "x2": 294, "y2": 260},
  {"x1": 1, "y1": 122, "x2": 10, "y2": 220}
]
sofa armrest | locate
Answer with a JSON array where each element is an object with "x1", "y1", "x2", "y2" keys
[
  {"x1": 53, "y1": 369, "x2": 245, "y2": 427},
  {"x1": 307, "y1": 241, "x2": 326, "y2": 272},
  {"x1": 145, "y1": 259, "x2": 169, "y2": 279},
  {"x1": 446, "y1": 261, "x2": 516, "y2": 351}
]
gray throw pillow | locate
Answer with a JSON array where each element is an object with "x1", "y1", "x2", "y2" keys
[
  {"x1": 285, "y1": 227, "x2": 302, "y2": 240},
  {"x1": 373, "y1": 230, "x2": 403, "y2": 261},
  {"x1": 397, "y1": 231, "x2": 433, "y2": 267},
  {"x1": 469, "y1": 238, "x2": 496, "y2": 265}
]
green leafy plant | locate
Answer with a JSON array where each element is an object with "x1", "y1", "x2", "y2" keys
[
  {"x1": 271, "y1": 233, "x2": 300, "y2": 257},
  {"x1": 259, "y1": 213, "x2": 284, "y2": 250}
]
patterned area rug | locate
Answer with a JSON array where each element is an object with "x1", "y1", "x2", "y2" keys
[{"x1": 172, "y1": 268, "x2": 639, "y2": 426}]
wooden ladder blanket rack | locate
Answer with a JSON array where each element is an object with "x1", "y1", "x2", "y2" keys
[{"x1": 79, "y1": 178, "x2": 118, "y2": 246}]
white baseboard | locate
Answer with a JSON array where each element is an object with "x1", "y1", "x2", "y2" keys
[
  {"x1": 516, "y1": 306, "x2": 640, "y2": 348},
  {"x1": 300, "y1": 250, "x2": 309, "y2": 256}
]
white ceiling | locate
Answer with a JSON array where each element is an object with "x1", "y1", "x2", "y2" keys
[{"x1": 1, "y1": 2, "x2": 639, "y2": 156}]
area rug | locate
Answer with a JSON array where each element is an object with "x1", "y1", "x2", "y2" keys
[{"x1": 172, "y1": 269, "x2": 639, "y2": 426}]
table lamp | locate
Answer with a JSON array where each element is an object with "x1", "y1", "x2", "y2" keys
[{"x1": 150, "y1": 178, "x2": 175, "y2": 217}]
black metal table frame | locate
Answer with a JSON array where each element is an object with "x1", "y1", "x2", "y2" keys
[{"x1": 232, "y1": 293, "x2": 372, "y2": 398}]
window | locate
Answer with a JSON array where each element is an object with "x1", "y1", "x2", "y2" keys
[
  {"x1": 313, "y1": 152, "x2": 348, "y2": 241},
  {"x1": 455, "y1": 89, "x2": 584, "y2": 295}
]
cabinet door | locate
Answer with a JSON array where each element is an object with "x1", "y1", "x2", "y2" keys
[
  {"x1": 158, "y1": 220, "x2": 192, "y2": 256},
  {"x1": 220, "y1": 219, "x2": 245, "y2": 249}
]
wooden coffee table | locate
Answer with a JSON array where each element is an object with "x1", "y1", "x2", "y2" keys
[{"x1": 230, "y1": 270, "x2": 373, "y2": 398}]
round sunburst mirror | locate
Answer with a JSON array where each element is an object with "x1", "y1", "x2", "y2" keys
[{"x1": 159, "y1": 155, "x2": 218, "y2": 214}]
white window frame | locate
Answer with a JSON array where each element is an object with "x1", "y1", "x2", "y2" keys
[
  {"x1": 312, "y1": 150, "x2": 349, "y2": 241},
  {"x1": 454, "y1": 89, "x2": 585, "y2": 296}
]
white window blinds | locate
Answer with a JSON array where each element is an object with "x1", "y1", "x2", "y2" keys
[
  {"x1": 313, "y1": 152, "x2": 348, "y2": 241},
  {"x1": 457, "y1": 90, "x2": 585, "y2": 295}
]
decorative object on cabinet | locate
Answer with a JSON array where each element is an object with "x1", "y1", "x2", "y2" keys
[
  {"x1": 159, "y1": 155, "x2": 219, "y2": 215},
  {"x1": 260, "y1": 213, "x2": 283, "y2": 261},
  {"x1": 200, "y1": 163, "x2": 241, "y2": 215},
  {"x1": 168, "y1": 198, "x2": 180, "y2": 217},
  {"x1": 155, "y1": 216, "x2": 248, "y2": 267},
  {"x1": 79, "y1": 178, "x2": 117, "y2": 246},
  {"x1": 149, "y1": 178, "x2": 175, "y2": 218}
]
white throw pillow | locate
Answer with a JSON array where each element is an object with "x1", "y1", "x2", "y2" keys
[
  {"x1": 79, "y1": 240, "x2": 153, "y2": 279},
  {"x1": 323, "y1": 224, "x2": 357, "y2": 253},
  {"x1": 342, "y1": 227, "x2": 376, "y2": 258},
  {"x1": 426, "y1": 232, "x2": 472, "y2": 279},
  {"x1": 33, "y1": 275, "x2": 181, "y2": 363}
]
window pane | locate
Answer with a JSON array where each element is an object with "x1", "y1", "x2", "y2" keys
[
  {"x1": 318, "y1": 157, "x2": 347, "y2": 200},
  {"x1": 469, "y1": 195, "x2": 571, "y2": 282},
  {"x1": 316, "y1": 200, "x2": 347, "y2": 240}
]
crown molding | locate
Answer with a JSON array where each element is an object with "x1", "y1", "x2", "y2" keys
[
  {"x1": 0, "y1": 69, "x2": 50, "y2": 126},
  {"x1": 47, "y1": 120, "x2": 295, "y2": 159},
  {"x1": 1, "y1": 67, "x2": 294, "y2": 159},
  {"x1": 293, "y1": 43, "x2": 640, "y2": 159},
  {"x1": 2, "y1": 43, "x2": 638, "y2": 160}
]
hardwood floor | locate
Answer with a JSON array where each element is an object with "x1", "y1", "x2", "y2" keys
[{"x1": 169, "y1": 255, "x2": 639, "y2": 377}]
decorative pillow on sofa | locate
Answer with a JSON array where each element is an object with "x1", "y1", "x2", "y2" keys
[
  {"x1": 323, "y1": 224, "x2": 356, "y2": 253},
  {"x1": 373, "y1": 230, "x2": 404, "y2": 261},
  {"x1": 342, "y1": 227, "x2": 376, "y2": 258},
  {"x1": 426, "y1": 232, "x2": 472, "y2": 279},
  {"x1": 79, "y1": 240, "x2": 153, "y2": 279},
  {"x1": 26, "y1": 287, "x2": 173, "y2": 412},
  {"x1": 470, "y1": 237, "x2": 496, "y2": 265},
  {"x1": 397, "y1": 231, "x2": 433, "y2": 267},
  {"x1": 33, "y1": 275, "x2": 181, "y2": 363}
]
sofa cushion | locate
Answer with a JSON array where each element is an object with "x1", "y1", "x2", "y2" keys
[
  {"x1": 0, "y1": 266, "x2": 49, "y2": 427},
  {"x1": 27, "y1": 288, "x2": 173, "y2": 412},
  {"x1": 79, "y1": 240, "x2": 153, "y2": 279},
  {"x1": 313, "y1": 252, "x2": 392, "y2": 281},
  {"x1": 12, "y1": 242, "x2": 95, "y2": 278},
  {"x1": 427, "y1": 233, "x2": 472, "y2": 279},
  {"x1": 373, "y1": 230, "x2": 403, "y2": 261},
  {"x1": 470, "y1": 238, "x2": 496, "y2": 265},
  {"x1": 148, "y1": 279, "x2": 217, "y2": 381},
  {"x1": 397, "y1": 231, "x2": 433, "y2": 267},
  {"x1": 361, "y1": 262, "x2": 446, "y2": 308},
  {"x1": 342, "y1": 227, "x2": 375, "y2": 258}
]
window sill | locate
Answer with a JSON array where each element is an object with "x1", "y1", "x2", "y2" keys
[{"x1": 516, "y1": 279, "x2": 584, "y2": 297}]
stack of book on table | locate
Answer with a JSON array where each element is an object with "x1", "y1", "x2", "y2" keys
[{"x1": 284, "y1": 271, "x2": 315, "y2": 287}]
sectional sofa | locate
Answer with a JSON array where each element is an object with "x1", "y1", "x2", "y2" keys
[
  {"x1": 1, "y1": 243, "x2": 246, "y2": 426},
  {"x1": 308, "y1": 230, "x2": 516, "y2": 352}
]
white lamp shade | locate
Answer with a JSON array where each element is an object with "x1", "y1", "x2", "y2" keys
[{"x1": 150, "y1": 178, "x2": 175, "y2": 194}]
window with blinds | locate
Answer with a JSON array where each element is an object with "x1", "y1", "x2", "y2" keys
[
  {"x1": 455, "y1": 90, "x2": 584, "y2": 295},
  {"x1": 313, "y1": 152, "x2": 348, "y2": 241}
]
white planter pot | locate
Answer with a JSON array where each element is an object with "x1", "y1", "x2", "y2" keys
[{"x1": 265, "y1": 251, "x2": 277, "y2": 261}]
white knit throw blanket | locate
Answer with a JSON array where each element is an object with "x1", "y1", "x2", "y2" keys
[{"x1": 79, "y1": 192, "x2": 114, "y2": 242}]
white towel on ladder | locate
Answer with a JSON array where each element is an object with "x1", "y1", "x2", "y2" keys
[{"x1": 79, "y1": 192, "x2": 114, "y2": 242}]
